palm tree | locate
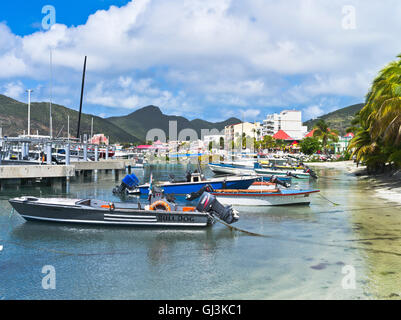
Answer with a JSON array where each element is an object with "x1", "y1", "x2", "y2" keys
[
  {"x1": 257, "y1": 129, "x2": 261, "y2": 141},
  {"x1": 349, "y1": 54, "x2": 401, "y2": 172},
  {"x1": 313, "y1": 120, "x2": 339, "y2": 154},
  {"x1": 262, "y1": 135, "x2": 275, "y2": 150},
  {"x1": 364, "y1": 58, "x2": 401, "y2": 144}
]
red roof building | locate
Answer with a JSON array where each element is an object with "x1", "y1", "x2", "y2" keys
[
  {"x1": 273, "y1": 130, "x2": 292, "y2": 140},
  {"x1": 304, "y1": 129, "x2": 316, "y2": 138}
]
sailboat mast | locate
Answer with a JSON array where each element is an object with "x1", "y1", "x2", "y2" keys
[
  {"x1": 76, "y1": 56, "x2": 87, "y2": 140},
  {"x1": 49, "y1": 49, "x2": 53, "y2": 139}
]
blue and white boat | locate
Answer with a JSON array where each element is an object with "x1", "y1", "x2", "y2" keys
[
  {"x1": 186, "y1": 183, "x2": 320, "y2": 207},
  {"x1": 113, "y1": 172, "x2": 258, "y2": 195},
  {"x1": 208, "y1": 162, "x2": 292, "y2": 182}
]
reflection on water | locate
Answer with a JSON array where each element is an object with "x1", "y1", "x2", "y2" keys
[{"x1": 0, "y1": 164, "x2": 400, "y2": 299}]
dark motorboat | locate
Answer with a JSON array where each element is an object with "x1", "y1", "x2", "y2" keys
[{"x1": 9, "y1": 188, "x2": 239, "y2": 228}]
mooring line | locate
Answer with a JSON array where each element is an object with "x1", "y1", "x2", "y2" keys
[
  {"x1": 318, "y1": 193, "x2": 340, "y2": 206},
  {"x1": 309, "y1": 203, "x2": 401, "y2": 215},
  {"x1": 213, "y1": 217, "x2": 270, "y2": 238}
]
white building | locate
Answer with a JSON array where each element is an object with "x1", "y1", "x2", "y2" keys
[
  {"x1": 224, "y1": 122, "x2": 261, "y2": 150},
  {"x1": 203, "y1": 134, "x2": 224, "y2": 147},
  {"x1": 262, "y1": 110, "x2": 308, "y2": 140}
]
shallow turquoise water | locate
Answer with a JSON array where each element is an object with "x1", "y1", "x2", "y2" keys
[{"x1": 0, "y1": 164, "x2": 384, "y2": 299}]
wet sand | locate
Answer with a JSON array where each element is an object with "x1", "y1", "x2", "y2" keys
[{"x1": 310, "y1": 161, "x2": 401, "y2": 299}]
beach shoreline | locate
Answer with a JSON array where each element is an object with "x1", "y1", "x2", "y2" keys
[
  {"x1": 308, "y1": 161, "x2": 401, "y2": 205},
  {"x1": 310, "y1": 161, "x2": 401, "y2": 299}
]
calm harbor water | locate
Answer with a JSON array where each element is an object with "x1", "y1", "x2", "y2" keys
[{"x1": 0, "y1": 163, "x2": 400, "y2": 300}]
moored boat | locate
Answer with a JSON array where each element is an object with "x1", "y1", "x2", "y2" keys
[
  {"x1": 9, "y1": 190, "x2": 239, "y2": 228},
  {"x1": 254, "y1": 167, "x2": 312, "y2": 179},
  {"x1": 186, "y1": 183, "x2": 320, "y2": 206},
  {"x1": 210, "y1": 189, "x2": 320, "y2": 206},
  {"x1": 113, "y1": 172, "x2": 258, "y2": 195},
  {"x1": 208, "y1": 162, "x2": 255, "y2": 175},
  {"x1": 208, "y1": 162, "x2": 292, "y2": 183}
]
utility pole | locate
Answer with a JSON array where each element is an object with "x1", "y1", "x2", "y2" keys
[{"x1": 26, "y1": 89, "x2": 33, "y2": 136}]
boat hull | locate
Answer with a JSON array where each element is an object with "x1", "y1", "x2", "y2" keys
[
  {"x1": 208, "y1": 163, "x2": 255, "y2": 175},
  {"x1": 208, "y1": 163, "x2": 293, "y2": 181},
  {"x1": 213, "y1": 190, "x2": 320, "y2": 206},
  {"x1": 254, "y1": 168, "x2": 310, "y2": 179},
  {"x1": 9, "y1": 198, "x2": 212, "y2": 228}
]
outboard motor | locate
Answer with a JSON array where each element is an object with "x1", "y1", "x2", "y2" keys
[
  {"x1": 270, "y1": 175, "x2": 290, "y2": 188},
  {"x1": 186, "y1": 184, "x2": 215, "y2": 201},
  {"x1": 304, "y1": 167, "x2": 318, "y2": 179},
  {"x1": 196, "y1": 192, "x2": 239, "y2": 224},
  {"x1": 113, "y1": 174, "x2": 140, "y2": 194}
]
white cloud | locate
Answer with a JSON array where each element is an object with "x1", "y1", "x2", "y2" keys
[
  {"x1": 303, "y1": 105, "x2": 325, "y2": 120},
  {"x1": 1, "y1": 0, "x2": 401, "y2": 118},
  {"x1": 2, "y1": 81, "x2": 25, "y2": 100}
]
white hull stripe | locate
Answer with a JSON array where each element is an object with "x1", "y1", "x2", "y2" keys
[
  {"x1": 104, "y1": 217, "x2": 157, "y2": 223},
  {"x1": 21, "y1": 215, "x2": 208, "y2": 227},
  {"x1": 104, "y1": 214, "x2": 157, "y2": 219}
]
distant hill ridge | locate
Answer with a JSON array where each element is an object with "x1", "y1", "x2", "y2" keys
[
  {"x1": 303, "y1": 103, "x2": 364, "y2": 135},
  {"x1": 106, "y1": 106, "x2": 241, "y2": 142},
  {"x1": 0, "y1": 94, "x2": 240, "y2": 143}
]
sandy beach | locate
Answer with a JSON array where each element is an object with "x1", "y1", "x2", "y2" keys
[{"x1": 308, "y1": 160, "x2": 401, "y2": 205}]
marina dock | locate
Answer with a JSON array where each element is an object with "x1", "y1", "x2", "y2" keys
[{"x1": 0, "y1": 136, "x2": 139, "y2": 186}]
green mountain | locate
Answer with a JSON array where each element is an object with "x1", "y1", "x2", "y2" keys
[
  {"x1": 303, "y1": 103, "x2": 364, "y2": 135},
  {"x1": 0, "y1": 94, "x2": 139, "y2": 144},
  {"x1": 106, "y1": 106, "x2": 241, "y2": 142},
  {"x1": 0, "y1": 95, "x2": 240, "y2": 144}
]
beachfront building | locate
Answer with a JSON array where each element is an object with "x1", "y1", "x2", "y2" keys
[
  {"x1": 262, "y1": 110, "x2": 308, "y2": 140},
  {"x1": 333, "y1": 133, "x2": 354, "y2": 154},
  {"x1": 90, "y1": 134, "x2": 109, "y2": 145},
  {"x1": 224, "y1": 122, "x2": 261, "y2": 150}
]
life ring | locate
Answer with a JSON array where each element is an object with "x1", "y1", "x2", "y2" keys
[{"x1": 150, "y1": 201, "x2": 171, "y2": 212}]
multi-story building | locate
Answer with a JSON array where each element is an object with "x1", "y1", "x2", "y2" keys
[
  {"x1": 224, "y1": 122, "x2": 261, "y2": 150},
  {"x1": 262, "y1": 110, "x2": 308, "y2": 140}
]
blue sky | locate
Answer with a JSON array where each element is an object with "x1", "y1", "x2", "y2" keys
[
  {"x1": 0, "y1": 0, "x2": 399, "y2": 122},
  {"x1": 1, "y1": 0, "x2": 131, "y2": 35}
]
